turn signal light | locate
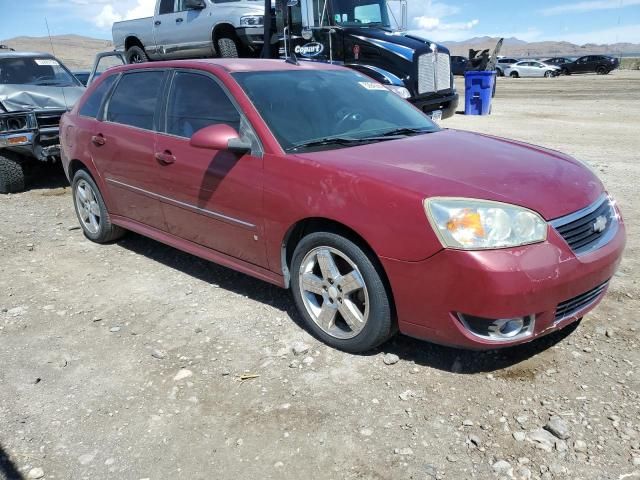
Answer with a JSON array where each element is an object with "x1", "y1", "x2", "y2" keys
[{"x1": 7, "y1": 136, "x2": 29, "y2": 145}]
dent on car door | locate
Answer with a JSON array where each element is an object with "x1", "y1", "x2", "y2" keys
[
  {"x1": 94, "y1": 70, "x2": 168, "y2": 230},
  {"x1": 154, "y1": 70, "x2": 268, "y2": 267}
]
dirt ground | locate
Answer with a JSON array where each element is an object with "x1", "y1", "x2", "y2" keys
[{"x1": 1, "y1": 71, "x2": 639, "y2": 480}]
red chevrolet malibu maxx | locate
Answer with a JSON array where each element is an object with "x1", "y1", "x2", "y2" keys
[{"x1": 60, "y1": 59, "x2": 625, "y2": 353}]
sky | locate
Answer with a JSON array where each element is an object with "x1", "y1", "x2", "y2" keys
[{"x1": 0, "y1": 0, "x2": 639, "y2": 44}]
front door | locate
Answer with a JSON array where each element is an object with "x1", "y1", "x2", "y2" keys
[
  {"x1": 154, "y1": 70, "x2": 268, "y2": 267},
  {"x1": 94, "y1": 70, "x2": 168, "y2": 231}
]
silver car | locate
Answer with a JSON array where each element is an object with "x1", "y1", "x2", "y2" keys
[{"x1": 505, "y1": 60, "x2": 561, "y2": 78}]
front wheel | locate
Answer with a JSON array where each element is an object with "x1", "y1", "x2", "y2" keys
[
  {"x1": 291, "y1": 232, "x2": 394, "y2": 353},
  {"x1": 0, "y1": 152, "x2": 25, "y2": 194},
  {"x1": 496, "y1": 69, "x2": 504, "y2": 77},
  {"x1": 216, "y1": 37, "x2": 239, "y2": 58},
  {"x1": 72, "y1": 170, "x2": 125, "y2": 243}
]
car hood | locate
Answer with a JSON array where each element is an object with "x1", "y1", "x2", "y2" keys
[
  {"x1": 293, "y1": 129, "x2": 603, "y2": 220},
  {"x1": 0, "y1": 84, "x2": 85, "y2": 112}
]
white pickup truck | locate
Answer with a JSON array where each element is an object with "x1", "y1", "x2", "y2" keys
[{"x1": 112, "y1": 0, "x2": 265, "y2": 63}]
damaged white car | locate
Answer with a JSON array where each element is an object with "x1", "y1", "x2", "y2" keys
[{"x1": 0, "y1": 51, "x2": 84, "y2": 193}]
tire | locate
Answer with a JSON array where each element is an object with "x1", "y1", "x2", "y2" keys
[
  {"x1": 544, "y1": 70, "x2": 553, "y2": 78},
  {"x1": 496, "y1": 68, "x2": 504, "y2": 77},
  {"x1": 561, "y1": 68, "x2": 570, "y2": 76},
  {"x1": 509, "y1": 71, "x2": 519, "y2": 78},
  {"x1": 596, "y1": 66, "x2": 607, "y2": 75},
  {"x1": 290, "y1": 231, "x2": 395, "y2": 353},
  {"x1": 216, "y1": 37, "x2": 239, "y2": 58},
  {"x1": 125, "y1": 45, "x2": 149, "y2": 64},
  {"x1": 71, "y1": 169, "x2": 125, "y2": 243},
  {"x1": 0, "y1": 152, "x2": 25, "y2": 194}
]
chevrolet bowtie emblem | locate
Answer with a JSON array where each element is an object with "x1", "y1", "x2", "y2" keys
[{"x1": 593, "y1": 215, "x2": 607, "y2": 233}]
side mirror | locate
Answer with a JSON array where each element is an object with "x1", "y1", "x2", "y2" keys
[
  {"x1": 184, "y1": 0, "x2": 206, "y2": 9},
  {"x1": 190, "y1": 124, "x2": 252, "y2": 154}
]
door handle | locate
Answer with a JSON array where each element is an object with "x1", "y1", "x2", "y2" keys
[
  {"x1": 155, "y1": 151, "x2": 176, "y2": 165},
  {"x1": 154, "y1": 20, "x2": 161, "y2": 25},
  {"x1": 176, "y1": 17, "x2": 183, "y2": 23},
  {"x1": 91, "y1": 134, "x2": 106, "y2": 146}
]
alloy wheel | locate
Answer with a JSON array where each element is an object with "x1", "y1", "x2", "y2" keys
[
  {"x1": 75, "y1": 179, "x2": 101, "y2": 234},
  {"x1": 298, "y1": 246, "x2": 369, "y2": 340}
]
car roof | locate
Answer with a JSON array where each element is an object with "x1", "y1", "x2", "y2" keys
[
  {"x1": 0, "y1": 51, "x2": 57, "y2": 60},
  {"x1": 109, "y1": 58, "x2": 348, "y2": 75}
]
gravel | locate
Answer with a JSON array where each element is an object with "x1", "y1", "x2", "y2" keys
[{"x1": 0, "y1": 72, "x2": 638, "y2": 479}]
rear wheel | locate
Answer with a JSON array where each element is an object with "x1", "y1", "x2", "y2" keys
[
  {"x1": 544, "y1": 70, "x2": 553, "y2": 78},
  {"x1": 291, "y1": 232, "x2": 394, "y2": 353},
  {"x1": 125, "y1": 45, "x2": 148, "y2": 64},
  {"x1": 72, "y1": 169, "x2": 125, "y2": 243},
  {"x1": 510, "y1": 71, "x2": 519, "y2": 78},
  {"x1": 596, "y1": 66, "x2": 608, "y2": 75},
  {"x1": 0, "y1": 152, "x2": 25, "y2": 194},
  {"x1": 561, "y1": 67, "x2": 570, "y2": 76},
  {"x1": 216, "y1": 37, "x2": 239, "y2": 58}
]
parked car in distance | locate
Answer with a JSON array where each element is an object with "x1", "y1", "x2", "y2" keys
[
  {"x1": 0, "y1": 51, "x2": 85, "y2": 193},
  {"x1": 505, "y1": 60, "x2": 561, "y2": 78},
  {"x1": 495, "y1": 57, "x2": 519, "y2": 76},
  {"x1": 73, "y1": 70, "x2": 91, "y2": 86},
  {"x1": 60, "y1": 59, "x2": 625, "y2": 353},
  {"x1": 542, "y1": 57, "x2": 574, "y2": 67},
  {"x1": 451, "y1": 56, "x2": 469, "y2": 75},
  {"x1": 559, "y1": 55, "x2": 620, "y2": 75},
  {"x1": 112, "y1": 0, "x2": 264, "y2": 64}
]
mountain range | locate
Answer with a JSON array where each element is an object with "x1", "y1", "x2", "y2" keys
[{"x1": 1, "y1": 35, "x2": 639, "y2": 69}]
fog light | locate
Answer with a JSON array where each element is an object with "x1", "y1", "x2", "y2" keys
[{"x1": 457, "y1": 313, "x2": 535, "y2": 341}]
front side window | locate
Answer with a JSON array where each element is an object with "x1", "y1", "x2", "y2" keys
[
  {"x1": 0, "y1": 57, "x2": 79, "y2": 86},
  {"x1": 79, "y1": 74, "x2": 117, "y2": 118},
  {"x1": 234, "y1": 69, "x2": 439, "y2": 152},
  {"x1": 106, "y1": 71, "x2": 165, "y2": 130},
  {"x1": 166, "y1": 72, "x2": 241, "y2": 138}
]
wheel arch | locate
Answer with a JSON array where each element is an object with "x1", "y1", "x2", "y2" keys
[
  {"x1": 124, "y1": 36, "x2": 145, "y2": 52},
  {"x1": 280, "y1": 217, "x2": 395, "y2": 311},
  {"x1": 212, "y1": 23, "x2": 239, "y2": 45}
]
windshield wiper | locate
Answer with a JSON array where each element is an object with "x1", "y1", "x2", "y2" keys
[
  {"x1": 287, "y1": 136, "x2": 368, "y2": 152},
  {"x1": 370, "y1": 127, "x2": 433, "y2": 138}
]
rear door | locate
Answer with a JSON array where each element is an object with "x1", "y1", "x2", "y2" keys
[
  {"x1": 573, "y1": 56, "x2": 590, "y2": 73},
  {"x1": 154, "y1": 70, "x2": 268, "y2": 267},
  {"x1": 92, "y1": 70, "x2": 168, "y2": 230},
  {"x1": 153, "y1": 0, "x2": 184, "y2": 59}
]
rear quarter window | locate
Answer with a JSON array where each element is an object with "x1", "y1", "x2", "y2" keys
[{"x1": 79, "y1": 74, "x2": 117, "y2": 118}]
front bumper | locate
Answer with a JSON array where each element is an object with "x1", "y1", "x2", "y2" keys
[
  {"x1": 410, "y1": 91, "x2": 459, "y2": 119},
  {"x1": 236, "y1": 26, "x2": 264, "y2": 47},
  {"x1": 381, "y1": 218, "x2": 626, "y2": 349}
]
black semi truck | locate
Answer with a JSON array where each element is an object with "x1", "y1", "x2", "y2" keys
[{"x1": 262, "y1": 0, "x2": 459, "y2": 119}]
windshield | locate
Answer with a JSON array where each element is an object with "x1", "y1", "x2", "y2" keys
[
  {"x1": 330, "y1": 0, "x2": 391, "y2": 27},
  {"x1": 0, "y1": 57, "x2": 80, "y2": 87},
  {"x1": 233, "y1": 69, "x2": 438, "y2": 152}
]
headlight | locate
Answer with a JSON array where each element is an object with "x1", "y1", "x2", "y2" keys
[
  {"x1": 424, "y1": 198, "x2": 547, "y2": 249},
  {"x1": 385, "y1": 85, "x2": 411, "y2": 99},
  {"x1": 240, "y1": 15, "x2": 264, "y2": 26}
]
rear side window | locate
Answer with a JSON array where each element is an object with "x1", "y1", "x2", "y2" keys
[
  {"x1": 106, "y1": 71, "x2": 165, "y2": 130},
  {"x1": 166, "y1": 72, "x2": 240, "y2": 138},
  {"x1": 158, "y1": 0, "x2": 175, "y2": 14},
  {"x1": 79, "y1": 74, "x2": 117, "y2": 118}
]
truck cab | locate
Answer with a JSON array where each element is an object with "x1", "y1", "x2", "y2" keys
[{"x1": 266, "y1": 0, "x2": 458, "y2": 118}]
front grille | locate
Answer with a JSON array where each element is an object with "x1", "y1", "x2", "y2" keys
[
  {"x1": 35, "y1": 111, "x2": 64, "y2": 129},
  {"x1": 555, "y1": 280, "x2": 609, "y2": 321},
  {"x1": 436, "y1": 53, "x2": 451, "y2": 91},
  {"x1": 417, "y1": 53, "x2": 451, "y2": 94},
  {"x1": 552, "y1": 195, "x2": 616, "y2": 255}
]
